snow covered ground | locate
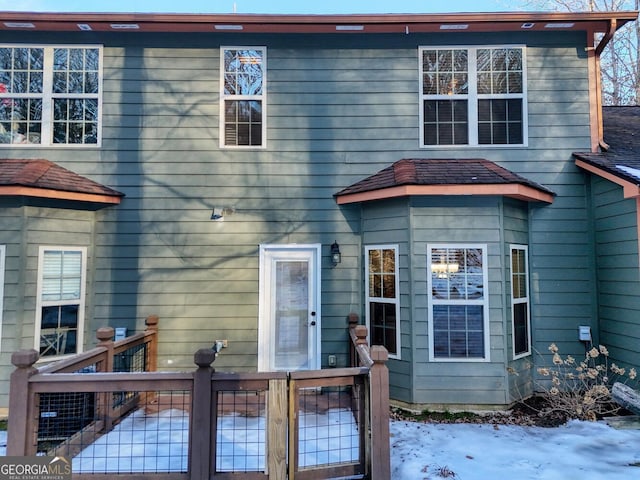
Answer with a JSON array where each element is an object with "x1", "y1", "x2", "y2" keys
[
  {"x1": 391, "y1": 419, "x2": 640, "y2": 480},
  {"x1": 1, "y1": 415, "x2": 640, "y2": 479}
]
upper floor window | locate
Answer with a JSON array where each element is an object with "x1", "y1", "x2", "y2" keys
[
  {"x1": 220, "y1": 47, "x2": 266, "y2": 148},
  {"x1": 35, "y1": 247, "x2": 86, "y2": 358},
  {"x1": 428, "y1": 245, "x2": 490, "y2": 361},
  {"x1": 0, "y1": 45, "x2": 102, "y2": 146},
  {"x1": 419, "y1": 46, "x2": 526, "y2": 147},
  {"x1": 365, "y1": 245, "x2": 400, "y2": 358}
]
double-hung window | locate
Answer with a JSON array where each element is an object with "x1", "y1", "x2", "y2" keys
[
  {"x1": 428, "y1": 245, "x2": 489, "y2": 361},
  {"x1": 511, "y1": 245, "x2": 531, "y2": 358},
  {"x1": 35, "y1": 247, "x2": 87, "y2": 358},
  {"x1": 419, "y1": 46, "x2": 526, "y2": 146},
  {"x1": 221, "y1": 47, "x2": 266, "y2": 147},
  {"x1": 0, "y1": 45, "x2": 102, "y2": 145},
  {"x1": 365, "y1": 245, "x2": 400, "y2": 358}
]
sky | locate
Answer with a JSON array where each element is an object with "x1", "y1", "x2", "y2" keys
[
  {"x1": 0, "y1": 0, "x2": 521, "y2": 15},
  {"x1": 2, "y1": 412, "x2": 640, "y2": 479}
]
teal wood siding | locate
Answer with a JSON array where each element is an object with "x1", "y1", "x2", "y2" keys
[
  {"x1": 410, "y1": 196, "x2": 508, "y2": 406},
  {"x1": 591, "y1": 176, "x2": 640, "y2": 369},
  {"x1": 0, "y1": 204, "x2": 95, "y2": 410},
  {"x1": 503, "y1": 200, "x2": 534, "y2": 402},
  {"x1": 361, "y1": 199, "x2": 411, "y2": 403},
  {"x1": 0, "y1": 29, "x2": 597, "y2": 407}
]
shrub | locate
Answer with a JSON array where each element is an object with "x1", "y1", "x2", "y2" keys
[{"x1": 510, "y1": 343, "x2": 638, "y2": 422}]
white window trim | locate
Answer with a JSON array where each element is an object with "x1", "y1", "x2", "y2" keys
[
  {"x1": 365, "y1": 244, "x2": 401, "y2": 360},
  {"x1": 0, "y1": 245, "x2": 5, "y2": 352},
  {"x1": 418, "y1": 44, "x2": 528, "y2": 149},
  {"x1": 427, "y1": 244, "x2": 490, "y2": 362},
  {"x1": 34, "y1": 246, "x2": 87, "y2": 359},
  {"x1": 219, "y1": 46, "x2": 267, "y2": 149},
  {"x1": 0, "y1": 44, "x2": 103, "y2": 148},
  {"x1": 511, "y1": 244, "x2": 532, "y2": 360}
]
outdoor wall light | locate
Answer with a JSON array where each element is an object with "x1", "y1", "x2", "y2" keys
[
  {"x1": 211, "y1": 208, "x2": 224, "y2": 221},
  {"x1": 210, "y1": 206, "x2": 235, "y2": 221},
  {"x1": 330, "y1": 241, "x2": 341, "y2": 266}
]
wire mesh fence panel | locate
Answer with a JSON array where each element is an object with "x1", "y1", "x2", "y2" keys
[
  {"x1": 297, "y1": 385, "x2": 361, "y2": 469},
  {"x1": 114, "y1": 342, "x2": 148, "y2": 373},
  {"x1": 37, "y1": 391, "x2": 97, "y2": 454},
  {"x1": 215, "y1": 390, "x2": 267, "y2": 472},
  {"x1": 112, "y1": 343, "x2": 148, "y2": 408},
  {"x1": 40, "y1": 390, "x2": 192, "y2": 474}
]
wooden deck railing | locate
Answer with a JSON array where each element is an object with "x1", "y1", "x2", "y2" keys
[
  {"x1": 7, "y1": 313, "x2": 390, "y2": 480},
  {"x1": 348, "y1": 313, "x2": 391, "y2": 480}
]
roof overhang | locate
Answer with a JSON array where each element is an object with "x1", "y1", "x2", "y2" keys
[
  {"x1": 575, "y1": 158, "x2": 640, "y2": 199},
  {"x1": 336, "y1": 183, "x2": 555, "y2": 205},
  {"x1": 0, "y1": 11, "x2": 635, "y2": 34},
  {"x1": 0, "y1": 185, "x2": 123, "y2": 204}
]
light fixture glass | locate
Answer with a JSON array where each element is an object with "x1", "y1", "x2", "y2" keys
[{"x1": 330, "y1": 241, "x2": 341, "y2": 266}]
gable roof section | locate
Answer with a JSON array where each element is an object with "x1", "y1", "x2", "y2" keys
[
  {"x1": 574, "y1": 106, "x2": 640, "y2": 199},
  {"x1": 0, "y1": 159, "x2": 124, "y2": 204},
  {"x1": 335, "y1": 158, "x2": 555, "y2": 205}
]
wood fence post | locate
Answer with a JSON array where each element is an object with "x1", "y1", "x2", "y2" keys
[
  {"x1": 190, "y1": 348, "x2": 216, "y2": 480},
  {"x1": 348, "y1": 313, "x2": 359, "y2": 367},
  {"x1": 369, "y1": 345, "x2": 390, "y2": 480},
  {"x1": 96, "y1": 326, "x2": 115, "y2": 372},
  {"x1": 267, "y1": 378, "x2": 287, "y2": 480},
  {"x1": 7, "y1": 349, "x2": 39, "y2": 456},
  {"x1": 145, "y1": 315, "x2": 159, "y2": 372},
  {"x1": 96, "y1": 327, "x2": 115, "y2": 431}
]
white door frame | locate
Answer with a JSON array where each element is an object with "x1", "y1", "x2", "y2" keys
[{"x1": 258, "y1": 244, "x2": 321, "y2": 372}]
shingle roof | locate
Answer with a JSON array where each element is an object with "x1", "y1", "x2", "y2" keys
[
  {"x1": 574, "y1": 106, "x2": 640, "y2": 186},
  {"x1": 0, "y1": 158, "x2": 124, "y2": 201},
  {"x1": 335, "y1": 158, "x2": 555, "y2": 199}
]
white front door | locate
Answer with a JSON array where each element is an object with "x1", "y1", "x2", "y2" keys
[{"x1": 258, "y1": 244, "x2": 321, "y2": 371}]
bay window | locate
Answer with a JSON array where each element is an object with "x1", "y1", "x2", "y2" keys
[
  {"x1": 428, "y1": 245, "x2": 489, "y2": 361},
  {"x1": 511, "y1": 245, "x2": 531, "y2": 358},
  {"x1": 365, "y1": 245, "x2": 400, "y2": 358}
]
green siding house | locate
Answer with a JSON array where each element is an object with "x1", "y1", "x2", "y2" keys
[{"x1": 0, "y1": 10, "x2": 637, "y2": 414}]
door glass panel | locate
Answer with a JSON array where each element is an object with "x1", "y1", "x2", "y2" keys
[{"x1": 273, "y1": 260, "x2": 309, "y2": 370}]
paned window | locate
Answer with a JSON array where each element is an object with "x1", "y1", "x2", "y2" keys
[
  {"x1": 35, "y1": 247, "x2": 86, "y2": 358},
  {"x1": 221, "y1": 47, "x2": 266, "y2": 147},
  {"x1": 0, "y1": 45, "x2": 102, "y2": 145},
  {"x1": 428, "y1": 245, "x2": 489, "y2": 361},
  {"x1": 511, "y1": 245, "x2": 531, "y2": 358},
  {"x1": 365, "y1": 245, "x2": 400, "y2": 358},
  {"x1": 420, "y1": 46, "x2": 526, "y2": 146}
]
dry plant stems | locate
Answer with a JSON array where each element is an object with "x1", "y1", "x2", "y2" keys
[{"x1": 510, "y1": 343, "x2": 639, "y2": 422}]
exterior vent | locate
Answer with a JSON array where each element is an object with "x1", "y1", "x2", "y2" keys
[
  {"x1": 336, "y1": 25, "x2": 364, "y2": 31},
  {"x1": 110, "y1": 23, "x2": 140, "y2": 30},
  {"x1": 3, "y1": 22, "x2": 35, "y2": 28},
  {"x1": 214, "y1": 24, "x2": 243, "y2": 30},
  {"x1": 440, "y1": 24, "x2": 469, "y2": 30},
  {"x1": 544, "y1": 23, "x2": 575, "y2": 28}
]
